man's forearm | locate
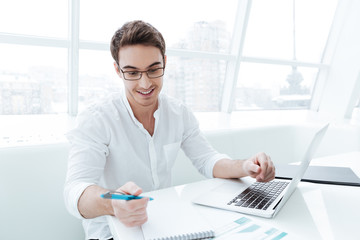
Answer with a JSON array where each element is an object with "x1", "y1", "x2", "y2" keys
[
  {"x1": 213, "y1": 158, "x2": 247, "y2": 179},
  {"x1": 78, "y1": 185, "x2": 114, "y2": 219}
]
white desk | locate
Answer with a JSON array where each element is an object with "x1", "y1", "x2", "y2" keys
[{"x1": 108, "y1": 152, "x2": 360, "y2": 240}]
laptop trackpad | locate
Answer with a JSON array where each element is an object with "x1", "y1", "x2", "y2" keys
[{"x1": 212, "y1": 179, "x2": 248, "y2": 194}]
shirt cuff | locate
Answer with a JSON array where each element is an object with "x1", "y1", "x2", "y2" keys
[
  {"x1": 205, "y1": 153, "x2": 231, "y2": 178},
  {"x1": 64, "y1": 181, "x2": 95, "y2": 219}
]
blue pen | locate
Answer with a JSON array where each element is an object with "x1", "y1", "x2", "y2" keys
[{"x1": 101, "y1": 191, "x2": 154, "y2": 201}]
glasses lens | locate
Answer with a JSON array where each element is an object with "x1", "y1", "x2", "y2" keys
[
  {"x1": 124, "y1": 71, "x2": 141, "y2": 80},
  {"x1": 147, "y1": 68, "x2": 164, "y2": 78}
]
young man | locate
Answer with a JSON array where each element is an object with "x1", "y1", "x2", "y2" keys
[{"x1": 64, "y1": 20, "x2": 275, "y2": 240}]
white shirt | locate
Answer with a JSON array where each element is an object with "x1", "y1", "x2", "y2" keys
[{"x1": 64, "y1": 90, "x2": 228, "y2": 239}]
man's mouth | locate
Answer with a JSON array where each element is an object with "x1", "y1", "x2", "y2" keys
[{"x1": 137, "y1": 88, "x2": 155, "y2": 95}]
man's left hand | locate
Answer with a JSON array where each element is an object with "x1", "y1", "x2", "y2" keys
[{"x1": 242, "y1": 152, "x2": 275, "y2": 182}]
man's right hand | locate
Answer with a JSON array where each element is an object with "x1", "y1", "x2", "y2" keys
[{"x1": 111, "y1": 182, "x2": 149, "y2": 227}]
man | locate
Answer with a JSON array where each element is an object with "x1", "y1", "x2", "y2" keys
[{"x1": 64, "y1": 20, "x2": 275, "y2": 240}]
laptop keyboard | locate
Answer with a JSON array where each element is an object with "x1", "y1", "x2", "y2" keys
[{"x1": 227, "y1": 181, "x2": 289, "y2": 210}]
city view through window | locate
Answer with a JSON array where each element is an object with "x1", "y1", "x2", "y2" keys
[{"x1": 0, "y1": 0, "x2": 337, "y2": 115}]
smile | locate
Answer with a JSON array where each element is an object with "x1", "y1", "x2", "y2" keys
[{"x1": 137, "y1": 88, "x2": 155, "y2": 95}]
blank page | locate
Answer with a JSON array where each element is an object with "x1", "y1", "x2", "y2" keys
[{"x1": 141, "y1": 188, "x2": 214, "y2": 240}]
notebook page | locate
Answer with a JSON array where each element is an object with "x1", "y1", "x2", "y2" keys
[{"x1": 141, "y1": 188, "x2": 214, "y2": 240}]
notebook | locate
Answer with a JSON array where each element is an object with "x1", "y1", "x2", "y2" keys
[
  {"x1": 141, "y1": 187, "x2": 215, "y2": 240},
  {"x1": 275, "y1": 164, "x2": 360, "y2": 186},
  {"x1": 192, "y1": 123, "x2": 329, "y2": 219}
]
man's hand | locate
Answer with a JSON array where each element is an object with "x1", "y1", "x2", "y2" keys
[
  {"x1": 111, "y1": 182, "x2": 149, "y2": 227},
  {"x1": 243, "y1": 152, "x2": 275, "y2": 182}
]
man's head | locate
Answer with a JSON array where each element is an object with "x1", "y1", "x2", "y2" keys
[
  {"x1": 110, "y1": 20, "x2": 166, "y2": 65},
  {"x1": 111, "y1": 21, "x2": 167, "y2": 111}
]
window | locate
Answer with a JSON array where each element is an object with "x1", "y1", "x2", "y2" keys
[
  {"x1": 232, "y1": 0, "x2": 338, "y2": 111},
  {"x1": 0, "y1": 0, "x2": 68, "y2": 38},
  {"x1": 243, "y1": 0, "x2": 336, "y2": 62},
  {"x1": 0, "y1": 0, "x2": 338, "y2": 115},
  {"x1": 234, "y1": 63, "x2": 318, "y2": 110},
  {"x1": 163, "y1": 56, "x2": 227, "y2": 111},
  {"x1": 79, "y1": 0, "x2": 237, "y2": 52},
  {"x1": 78, "y1": 0, "x2": 238, "y2": 111},
  {"x1": 0, "y1": 0, "x2": 68, "y2": 115},
  {"x1": 0, "y1": 44, "x2": 68, "y2": 114},
  {"x1": 78, "y1": 50, "x2": 121, "y2": 110}
]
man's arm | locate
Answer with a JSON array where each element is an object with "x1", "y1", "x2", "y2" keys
[
  {"x1": 77, "y1": 185, "x2": 114, "y2": 218},
  {"x1": 78, "y1": 182, "x2": 150, "y2": 227},
  {"x1": 213, "y1": 152, "x2": 275, "y2": 182}
]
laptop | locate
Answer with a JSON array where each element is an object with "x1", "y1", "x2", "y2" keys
[{"x1": 192, "y1": 123, "x2": 329, "y2": 218}]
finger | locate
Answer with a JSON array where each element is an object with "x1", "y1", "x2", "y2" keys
[
  {"x1": 124, "y1": 197, "x2": 149, "y2": 212},
  {"x1": 114, "y1": 200, "x2": 148, "y2": 225},
  {"x1": 121, "y1": 211, "x2": 148, "y2": 227},
  {"x1": 123, "y1": 214, "x2": 148, "y2": 227},
  {"x1": 123, "y1": 206, "x2": 147, "y2": 220},
  {"x1": 259, "y1": 159, "x2": 275, "y2": 182},
  {"x1": 112, "y1": 196, "x2": 148, "y2": 220},
  {"x1": 264, "y1": 165, "x2": 276, "y2": 182},
  {"x1": 248, "y1": 161, "x2": 260, "y2": 174},
  {"x1": 122, "y1": 203, "x2": 148, "y2": 218},
  {"x1": 257, "y1": 153, "x2": 272, "y2": 180},
  {"x1": 120, "y1": 181, "x2": 143, "y2": 196}
]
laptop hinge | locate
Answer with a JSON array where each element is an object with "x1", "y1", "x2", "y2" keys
[{"x1": 273, "y1": 197, "x2": 283, "y2": 210}]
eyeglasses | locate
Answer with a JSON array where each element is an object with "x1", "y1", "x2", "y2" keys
[{"x1": 119, "y1": 67, "x2": 165, "y2": 81}]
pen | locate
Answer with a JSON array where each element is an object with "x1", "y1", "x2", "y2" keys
[{"x1": 101, "y1": 191, "x2": 154, "y2": 201}]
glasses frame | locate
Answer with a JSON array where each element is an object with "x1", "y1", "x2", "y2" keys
[{"x1": 118, "y1": 64, "x2": 165, "y2": 81}]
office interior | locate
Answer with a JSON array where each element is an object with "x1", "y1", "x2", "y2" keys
[{"x1": 0, "y1": 0, "x2": 359, "y2": 239}]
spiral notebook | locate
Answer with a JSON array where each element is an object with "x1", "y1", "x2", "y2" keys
[{"x1": 141, "y1": 188, "x2": 215, "y2": 240}]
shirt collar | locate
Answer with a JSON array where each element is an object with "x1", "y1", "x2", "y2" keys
[{"x1": 121, "y1": 88, "x2": 161, "y2": 125}]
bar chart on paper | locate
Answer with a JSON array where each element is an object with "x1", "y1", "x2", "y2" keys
[{"x1": 214, "y1": 217, "x2": 289, "y2": 240}]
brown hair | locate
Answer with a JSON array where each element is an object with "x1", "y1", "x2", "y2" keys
[{"x1": 110, "y1": 20, "x2": 166, "y2": 65}]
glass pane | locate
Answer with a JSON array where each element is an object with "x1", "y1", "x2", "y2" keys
[
  {"x1": 0, "y1": 0, "x2": 68, "y2": 38},
  {"x1": 295, "y1": 0, "x2": 338, "y2": 62},
  {"x1": 0, "y1": 44, "x2": 67, "y2": 114},
  {"x1": 80, "y1": 0, "x2": 238, "y2": 53},
  {"x1": 163, "y1": 56, "x2": 227, "y2": 111},
  {"x1": 243, "y1": 0, "x2": 338, "y2": 62},
  {"x1": 233, "y1": 62, "x2": 318, "y2": 110},
  {"x1": 78, "y1": 50, "x2": 123, "y2": 111}
]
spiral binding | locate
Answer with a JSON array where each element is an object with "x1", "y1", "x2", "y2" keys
[{"x1": 148, "y1": 229, "x2": 215, "y2": 240}]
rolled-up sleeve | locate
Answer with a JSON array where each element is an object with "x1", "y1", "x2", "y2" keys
[
  {"x1": 180, "y1": 106, "x2": 230, "y2": 178},
  {"x1": 64, "y1": 107, "x2": 110, "y2": 219}
]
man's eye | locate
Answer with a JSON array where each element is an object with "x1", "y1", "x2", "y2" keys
[
  {"x1": 127, "y1": 71, "x2": 139, "y2": 76},
  {"x1": 148, "y1": 68, "x2": 160, "y2": 73}
]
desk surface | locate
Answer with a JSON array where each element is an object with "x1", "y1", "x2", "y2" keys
[{"x1": 108, "y1": 152, "x2": 360, "y2": 240}]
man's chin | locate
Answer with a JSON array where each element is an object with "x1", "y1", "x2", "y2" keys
[{"x1": 134, "y1": 96, "x2": 158, "y2": 108}]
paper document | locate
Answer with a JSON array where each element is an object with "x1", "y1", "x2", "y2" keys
[
  {"x1": 141, "y1": 188, "x2": 214, "y2": 240},
  {"x1": 214, "y1": 216, "x2": 289, "y2": 240}
]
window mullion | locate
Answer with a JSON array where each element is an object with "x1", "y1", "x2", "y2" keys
[
  {"x1": 68, "y1": 0, "x2": 80, "y2": 116},
  {"x1": 221, "y1": 0, "x2": 252, "y2": 113}
]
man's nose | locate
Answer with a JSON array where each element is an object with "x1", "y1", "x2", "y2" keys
[{"x1": 138, "y1": 73, "x2": 152, "y2": 88}]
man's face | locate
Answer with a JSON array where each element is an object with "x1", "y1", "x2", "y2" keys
[{"x1": 116, "y1": 44, "x2": 165, "y2": 110}]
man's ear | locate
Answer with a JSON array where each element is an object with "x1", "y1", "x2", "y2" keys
[
  {"x1": 164, "y1": 55, "x2": 167, "y2": 68},
  {"x1": 114, "y1": 62, "x2": 122, "y2": 78}
]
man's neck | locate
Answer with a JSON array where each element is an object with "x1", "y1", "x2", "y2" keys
[{"x1": 130, "y1": 101, "x2": 158, "y2": 121}]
